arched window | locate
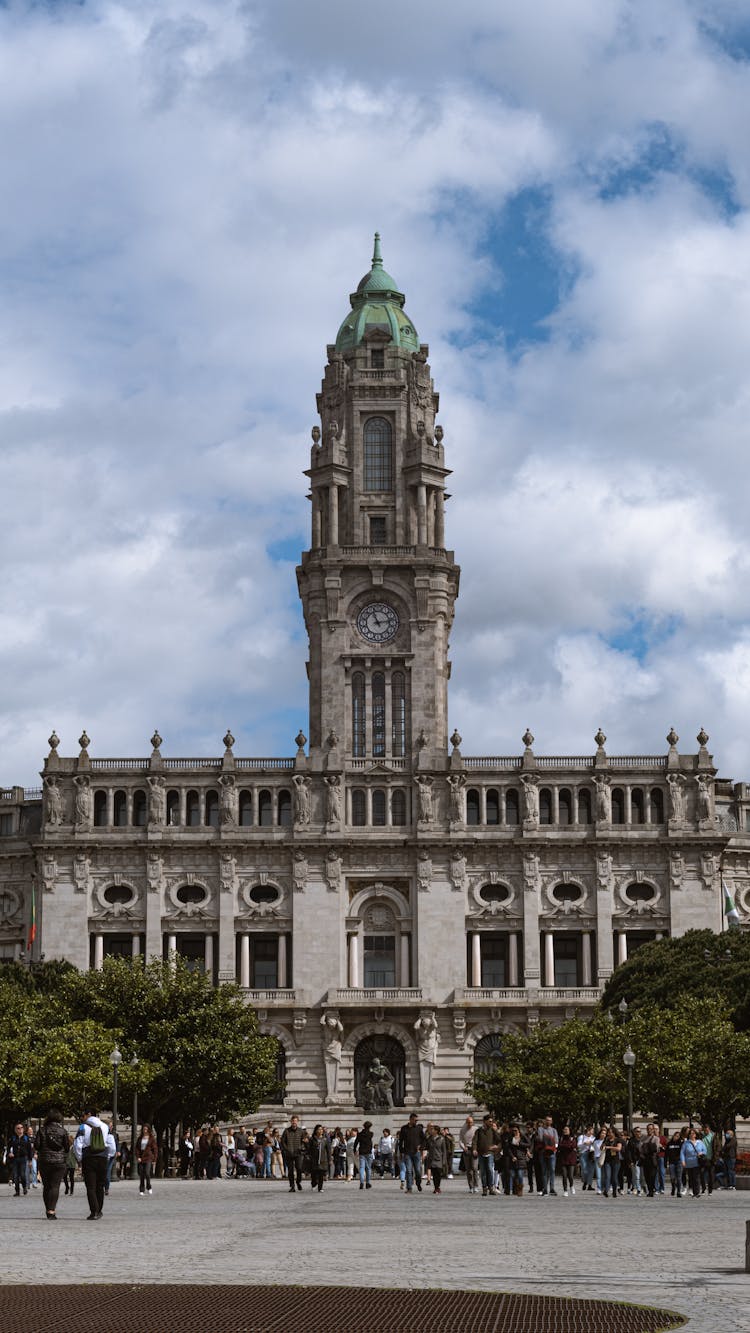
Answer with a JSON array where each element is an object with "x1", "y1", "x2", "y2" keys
[
  {"x1": 467, "y1": 789, "x2": 480, "y2": 825},
  {"x1": 205, "y1": 790, "x2": 219, "y2": 828},
  {"x1": 391, "y1": 671, "x2": 406, "y2": 757},
  {"x1": 239, "y1": 790, "x2": 253, "y2": 826},
  {"x1": 166, "y1": 789, "x2": 180, "y2": 825},
  {"x1": 363, "y1": 416, "x2": 393, "y2": 491},
  {"x1": 354, "y1": 1035, "x2": 405, "y2": 1106},
  {"x1": 631, "y1": 788, "x2": 645, "y2": 824},
  {"x1": 372, "y1": 789, "x2": 386, "y2": 826},
  {"x1": 611, "y1": 788, "x2": 625, "y2": 824},
  {"x1": 372, "y1": 672, "x2": 386, "y2": 757},
  {"x1": 474, "y1": 1033, "x2": 504, "y2": 1079},
  {"x1": 93, "y1": 791, "x2": 108, "y2": 827},
  {"x1": 539, "y1": 788, "x2": 552, "y2": 825},
  {"x1": 558, "y1": 789, "x2": 572, "y2": 826},
  {"x1": 578, "y1": 789, "x2": 592, "y2": 824},
  {"x1": 258, "y1": 789, "x2": 272, "y2": 826},
  {"x1": 113, "y1": 790, "x2": 127, "y2": 827},
  {"x1": 352, "y1": 789, "x2": 366, "y2": 826},
  {"x1": 132, "y1": 789, "x2": 147, "y2": 827},
  {"x1": 505, "y1": 788, "x2": 519, "y2": 825},
  {"x1": 486, "y1": 789, "x2": 500, "y2": 825},
  {"x1": 278, "y1": 790, "x2": 292, "y2": 826},
  {"x1": 186, "y1": 790, "x2": 200, "y2": 827},
  {"x1": 352, "y1": 672, "x2": 365, "y2": 757},
  {"x1": 650, "y1": 787, "x2": 664, "y2": 823},
  {"x1": 391, "y1": 789, "x2": 406, "y2": 825}
]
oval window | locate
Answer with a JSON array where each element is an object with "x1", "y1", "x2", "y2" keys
[
  {"x1": 249, "y1": 885, "x2": 280, "y2": 905},
  {"x1": 478, "y1": 884, "x2": 510, "y2": 905},
  {"x1": 103, "y1": 885, "x2": 133, "y2": 906},
  {"x1": 176, "y1": 884, "x2": 206, "y2": 906},
  {"x1": 624, "y1": 883, "x2": 656, "y2": 904},
  {"x1": 551, "y1": 884, "x2": 581, "y2": 905}
]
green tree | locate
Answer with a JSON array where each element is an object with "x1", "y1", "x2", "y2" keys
[{"x1": 601, "y1": 930, "x2": 750, "y2": 1029}]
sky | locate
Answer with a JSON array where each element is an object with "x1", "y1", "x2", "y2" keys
[{"x1": 3, "y1": 0, "x2": 750, "y2": 784}]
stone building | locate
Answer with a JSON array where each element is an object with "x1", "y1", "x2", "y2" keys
[{"x1": 2, "y1": 236, "x2": 749, "y2": 1118}]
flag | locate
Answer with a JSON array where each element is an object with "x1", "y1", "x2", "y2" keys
[
  {"x1": 27, "y1": 882, "x2": 36, "y2": 951},
  {"x1": 723, "y1": 881, "x2": 741, "y2": 930}
]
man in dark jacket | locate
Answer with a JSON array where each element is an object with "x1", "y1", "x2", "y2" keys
[
  {"x1": 8, "y1": 1123, "x2": 34, "y2": 1196},
  {"x1": 36, "y1": 1108, "x2": 70, "y2": 1219},
  {"x1": 398, "y1": 1113, "x2": 425, "y2": 1193},
  {"x1": 475, "y1": 1115, "x2": 501, "y2": 1196},
  {"x1": 281, "y1": 1116, "x2": 305, "y2": 1193}
]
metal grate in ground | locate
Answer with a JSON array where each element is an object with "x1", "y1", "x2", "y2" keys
[{"x1": 0, "y1": 1284, "x2": 687, "y2": 1332}]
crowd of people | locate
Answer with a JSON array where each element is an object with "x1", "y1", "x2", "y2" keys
[{"x1": 4, "y1": 1109, "x2": 741, "y2": 1216}]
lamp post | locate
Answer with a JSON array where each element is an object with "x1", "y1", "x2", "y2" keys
[
  {"x1": 623, "y1": 1045, "x2": 636, "y2": 1133},
  {"x1": 109, "y1": 1046, "x2": 122, "y2": 1136},
  {"x1": 130, "y1": 1054, "x2": 139, "y2": 1180},
  {"x1": 618, "y1": 997, "x2": 628, "y2": 1019}
]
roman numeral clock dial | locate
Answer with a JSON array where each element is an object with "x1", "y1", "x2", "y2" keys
[{"x1": 356, "y1": 602, "x2": 399, "y2": 645}]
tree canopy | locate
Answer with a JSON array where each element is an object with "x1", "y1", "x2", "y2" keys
[{"x1": 601, "y1": 929, "x2": 750, "y2": 1029}]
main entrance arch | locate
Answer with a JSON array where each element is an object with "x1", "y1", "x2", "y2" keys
[{"x1": 354, "y1": 1035, "x2": 406, "y2": 1107}]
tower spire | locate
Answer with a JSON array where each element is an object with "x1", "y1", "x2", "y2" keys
[{"x1": 372, "y1": 231, "x2": 383, "y2": 268}]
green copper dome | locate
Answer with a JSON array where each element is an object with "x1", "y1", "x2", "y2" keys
[{"x1": 335, "y1": 233, "x2": 420, "y2": 353}]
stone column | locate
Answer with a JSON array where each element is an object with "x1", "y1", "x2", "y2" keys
[
  {"x1": 328, "y1": 484, "x2": 339, "y2": 547},
  {"x1": 131, "y1": 933, "x2": 141, "y2": 959},
  {"x1": 417, "y1": 482, "x2": 427, "y2": 545},
  {"x1": 93, "y1": 934, "x2": 104, "y2": 970},
  {"x1": 179, "y1": 788, "x2": 187, "y2": 826},
  {"x1": 348, "y1": 933, "x2": 360, "y2": 988},
  {"x1": 471, "y1": 932, "x2": 482, "y2": 987},
  {"x1": 581, "y1": 932, "x2": 592, "y2": 987},
  {"x1": 544, "y1": 932, "x2": 555, "y2": 987},
  {"x1": 426, "y1": 488, "x2": 435, "y2": 547},
  {"x1": 312, "y1": 497, "x2": 322, "y2": 549},
  {"x1": 345, "y1": 785, "x2": 352, "y2": 825},
  {"x1": 508, "y1": 932, "x2": 519, "y2": 987},
  {"x1": 385, "y1": 788, "x2": 393, "y2": 826},
  {"x1": 400, "y1": 933, "x2": 410, "y2": 987},
  {"x1": 277, "y1": 934, "x2": 288, "y2": 988},
  {"x1": 167, "y1": 932, "x2": 177, "y2": 959},
  {"x1": 498, "y1": 788, "x2": 506, "y2": 826},
  {"x1": 204, "y1": 933, "x2": 214, "y2": 980},
  {"x1": 624, "y1": 787, "x2": 632, "y2": 825},
  {"x1": 106, "y1": 790, "x2": 114, "y2": 827},
  {"x1": 434, "y1": 489, "x2": 445, "y2": 548},
  {"x1": 384, "y1": 669, "x2": 392, "y2": 758},
  {"x1": 365, "y1": 787, "x2": 373, "y2": 826},
  {"x1": 479, "y1": 788, "x2": 487, "y2": 824},
  {"x1": 552, "y1": 787, "x2": 560, "y2": 825},
  {"x1": 126, "y1": 789, "x2": 134, "y2": 825},
  {"x1": 240, "y1": 934, "x2": 250, "y2": 988},
  {"x1": 618, "y1": 931, "x2": 628, "y2": 966}
]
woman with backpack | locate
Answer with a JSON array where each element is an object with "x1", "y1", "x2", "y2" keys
[
  {"x1": 136, "y1": 1123, "x2": 158, "y2": 1196},
  {"x1": 36, "y1": 1108, "x2": 70, "y2": 1220}
]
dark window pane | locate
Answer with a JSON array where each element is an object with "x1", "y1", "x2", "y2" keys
[{"x1": 363, "y1": 417, "x2": 393, "y2": 491}]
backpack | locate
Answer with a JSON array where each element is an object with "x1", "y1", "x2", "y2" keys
[{"x1": 89, "y1": 1123, "x2": 106, "y2": 1152}]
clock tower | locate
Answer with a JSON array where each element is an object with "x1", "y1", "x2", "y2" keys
[{"x1": 297, "y1": 236, "x2": 460, "y2": 770}]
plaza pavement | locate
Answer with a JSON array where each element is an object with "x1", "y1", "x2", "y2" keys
[{"x1": 2, "y1": 1176, "x2": 748, "y2": 1331}]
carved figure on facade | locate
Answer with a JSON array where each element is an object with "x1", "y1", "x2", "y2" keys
[
  {"x1": 414, "y1": 1011, "x2": 439, "y2": 1102},
  {"x1": 416, "y1": 849, "x2": 432, "y2": 893},
  {"x1": 219, "y1": 774, "x2": 237, "y2": 828},
  {"x1": 362, "y1": 1058, "x2": 394, "y2": 1112},
  {"x1": 292, "y1": 774, "x2": 311, "y2": 826},
  {"x1": 146, "y1": 853, "x2": 164, "y2": 894},
  {"x1": 416, "y1": 776, "x2": 433, "y2": 823},
  {"x1": 147, "y1": 775, "x2": 166, "y2": 827},
  {"x1": 667, "y1": 773, "x2": 687, "y2": 823},
  {"x1": 523, "y1": 851, "x2": 541, "y2": 893},
  {"x1": 452, "y1": 1011, "x2": 467, "y2": 1048},
  {"x1": 40, "y1": 855, "x2": 57, "y2": 893},
  {"x1": 596, "y1": 851, "x2": 613, "y2": 892},
  {"x1": 44, "y1": 775, "x2": 64, "y2": 827},
  {"x1": 73, "y1": 775, "x2": 92, "y2": 830},
  {"x1": 73, "y1": 854, "x2": 91, "y2": 895},
  {"x1": 292, "y1": 850, "x2": 308, "y2": 892},
  {"x1": 325, "y1": 775, "x2": 342, "y2": 825},
  {"x1": 320, "y1": 1011, "x2": 344, "y2": 1103},
  {"x1": 670, "y1": 853, "x2": 684, "y2": 890},
  {"x1": 219, "y1": 853, "x2": 237, "y2": 894},
  {"x1": 447, "y1": 773, "x2": 466, "y2": 823},
  {"x1": 594, "y1": 775, "x2": 610, "y2": 823},
  {"x1": 521, "y1": 775, "x2": 539, "y2": 825},
  {"x1": 292, "y1": 1010, "x2": 307, "y2": 1046},
  {"x1": 700, "y1": 854, "x2": 717, "y2": 893},
  {"x1": 449, "y1": 849, "x2": 468, "y2": 893},
  {"x1": 696, "y1": 774, "x2": 713, "y2": 824},
  {"x1": 325, "y1": 849, "x2": 342, "y2": 892}
]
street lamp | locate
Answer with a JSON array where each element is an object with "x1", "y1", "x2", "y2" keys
[
  {"x1": 130, "y1": 1054, "x2": 139, "y2": 1180},
  {"x1": 618, "y1": 997, "x2": 629, "y2": 1018},
  {"x1": 109, "y1": 1046, "x2": 122, "y2": 1135},
  {"x1": 623, "y1": 1045, "x2": 636, "y2": 1133}
]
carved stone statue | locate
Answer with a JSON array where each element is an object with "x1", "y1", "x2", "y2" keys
[
  {"x1": 696, "y1": 774, "x2": 713, "y2": 822},
  {"x1": 449, "y1": 848, "x2": 468, "y2": 892},
  {"x1": 363, "y1": 1058, "x2": 394, "y2": 1112},
  {"x1": 417, "y1": 849, "x2": 432, "y2": 892},
  {"x1": 73, "y1": 775, "x2": 92, "y2": 829},
  {"x1": 44, "y1": 776, "x2": 63, "y2": 827},
  {"x1": 325, "y1": 849, "x2": 342, "y2": 892},
  {"x1": 594, "y1": 776, "x2": 610, "y2": 823},
  {"x1": 292, "y1": 850, "x2": 308, "y2": 892},
  {"x1": 292, "y1": 774, "x2": 311, "y2": 826},
  {"x1": 447, "y1": 773, "x2": 466, "y2": 822},
  {"x1": 667, "y1": 773, "x2": 686, "y2": 823},
  {"x1": 416, "y1": 776, "x2": 433, "y2": 823},
  {"x1": 414, "y1": 1012, "x2": 439, "y2": 1101},
  {"x1": 521, "y1": 776, "x2": 539, "y2": 823},
  {"x1": 219, "y1": 774, "x2": 237, "y2": 828},
  {"x1": 320, "y1": 1012, "x2": 344, "y2": 1103},
  {"x1": 147, "y1": 774, "x2": 166, "y2": 826},
  {"x1": 325, "y1": 775, "x2": 342, "y2": 824}
]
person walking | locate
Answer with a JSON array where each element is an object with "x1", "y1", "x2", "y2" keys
[
  {"x1": 641, "y1": 1124, "x2": 660, "y2": 1198},
  {"x1": 178, "y1": 1129, "x2": 194, "y2": 1178},
  {"x1": 700, "y1": 1123, "x2": 716, "y2": 1195},
  {"x1": 425, "y1": 1124, "x2": 449, "y2": 1194},
  {"x1": 507, "y1": 1124, "x2": 528, "y2": 1196},
  {"x1": 577, "y1": 1126, "x2": 596, "y2": 1191},
  {"x1": 309, "y1": 1125, "x2": 330, "y2": 1192},
  {"x1": 474, "y1": 1114, "x2": 501, "y2": 1197},
  {"x1": 64, "y1": 1136, "x2": 77, "y2": 1196},
  {"x1": 378, "y1": 1128, "x2": 395, "y2": 1178},
  {"x1": 536, "y1": 1116, "x2": 559, "y2": 1197},
  {"x1": 459, "y1": 1114, "x2": 479, "y2": 1195},
  {"x1": 600, "y1": 1128, "x2": 622, "y2": 1199},
  {"x1": 36, "y1": 1108, "x2": 70, "y2": 1220},
  {"x1": 74, "y1": 1106, "x2": 115, "y2": 1220},
  {"x1": 558, "y1": 1125, "x2": 577, "y2": 1197},
  {"x1": 281, "y1": 1115, "x2": 305, "y2": 1193},
  {"x1": 8, "y1": 1123, "x2": 34, "y2": 1197},
  {"x1": 355, "y1": 1121, "x2": 375, "y2": 1190},
  {"x1": 680, "y1": 1129, "x2": 706, "y2": 1198},
  {"x1": 666, "y1": 1131, "x2": 683, "y2": 1196},
  {"x1": 398, "y1": 1113, "x2": 426, "y2": 1194},
  {"x1": 136, "y1": 1124, "x2": 158, "y2": 1196},
  {"x1": 721, "y1": 1129, "x2": 737, "y2": 1190}
]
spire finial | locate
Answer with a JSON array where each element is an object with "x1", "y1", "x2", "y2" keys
[{"x1": 372, "y1": 231, "x2": 383, "y2": 268}]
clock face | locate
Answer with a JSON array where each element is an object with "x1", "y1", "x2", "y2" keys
[{"x1": 357, "y1": 602, "x2": 399, "y2": 644}]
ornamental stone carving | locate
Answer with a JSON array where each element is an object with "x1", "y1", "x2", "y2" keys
[
  {"x1": 219, "y1": 774, "x2": 238, "y2": 828},
  {"x1": 447, "y1": 773, "x2": 466, "y2": 823},
  {"x1": 521, "y1": 775, "x2": 539, "y2": 825},
  {"x1": 669, "y1": 853, "x2": 684, "y2": 890},
  {"x1": 667, "y1": 773, "x2": 686, "y2": 823},
  {"x1": 44, "y1": 776, "x2": 64, "y2": 827},
  {"x1": 73, "y1": 775, "x2": 92, "y2": 830},
  {"x1": 414, "y1": 1011, "x2": 439, "y2": 1102},
  {"x1": 146, "y1": 853, "x2": 164, "y2": 893},
  {"x1": 594, "y1": 775, "x2": 610, "y2": 823},
  {"x1": 449, "y1": 849, "x2": 468, "y2": 893},
  {"x1": 523, "y1": 852, "x2": 540, "y2": 893},
  {"x1": 292, "y1": 850, "x2": 308, "y2": 892},
  {"x1": 147, "y1": 775, "x2": 166, "y2": 826},
  {"x1": 41, "y1": 855, "x2": 57, "y2": 894},
  {"x1": 416, "y1": 850, "x2": 432, "y2": 892},
  {"x1": 696, "y1": 774, "x2": 713, "y2": 824},
  {"x1": 325, "y1": 776, "x2": 342, "y2": 825},
  {"x1": 416, "y1": 776, "x2": 433, "y2": 823},
  {"x1": 325, "y1": 849, "x2": 342, "y2": 892},
  {"x1": 321, "y1": 1011, "x2": 344, "y2": 1104},
  {"x1": 219, "y1": 853, "x2": 237, "y2": 893},
  {"x1": 292, "y1": 774, "x2": 311, "y2": 826},
  {"x1": 73, "y1": 854, "x2": 91, "y2": 894}
]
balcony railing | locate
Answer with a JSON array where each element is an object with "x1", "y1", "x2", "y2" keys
[
  {"x1": 348, "y1": 758, "x2": 407, "y2": 770},
  {"x1": 463, "y1": 758, "x2": 523, "y2": 769},
  {"x1": 242, "y1": 988, "x2": 296, "y2": 1004},
  {"x1": 462, "y1": 987, "x2": 528, "y2": 1002},
  {"x1": 329, "y1": 987, "x2": 423, "y2": 1003},
  {"x1": 540, "y1": 987, "x2": 602, "y2": 1002}
]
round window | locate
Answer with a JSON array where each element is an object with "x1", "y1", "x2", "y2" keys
[
  {"x1": 478, "y1": 884, "x2": 510, "y2": 905},
  {"x1": 624, "y1": 883, "x2": 656, "y2": 904},
  {"x1": 551, "y1": 884, "x2": 581, "y2": 905},
  {"x1": 176, "y1": 884, "x2": 207, "y2": 906},
  {"x1": 249, "y1": 885, "x2": 280, "y2": 905},
  {"x1": 103, "y1": 885, "x2": 133, "y2": 906}
]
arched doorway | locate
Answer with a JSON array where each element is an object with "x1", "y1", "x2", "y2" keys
[
  {"x1": 473, "y1": 1032, "x2": 504, "y2": 1079},
  {"x1": 354, "y1": 1035, "x2": 406, "y2": 1107}
]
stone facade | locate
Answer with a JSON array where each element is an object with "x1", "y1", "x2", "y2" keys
[{"x1": 2, "y1": 238, "x2": 749, "y2": 1117}]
